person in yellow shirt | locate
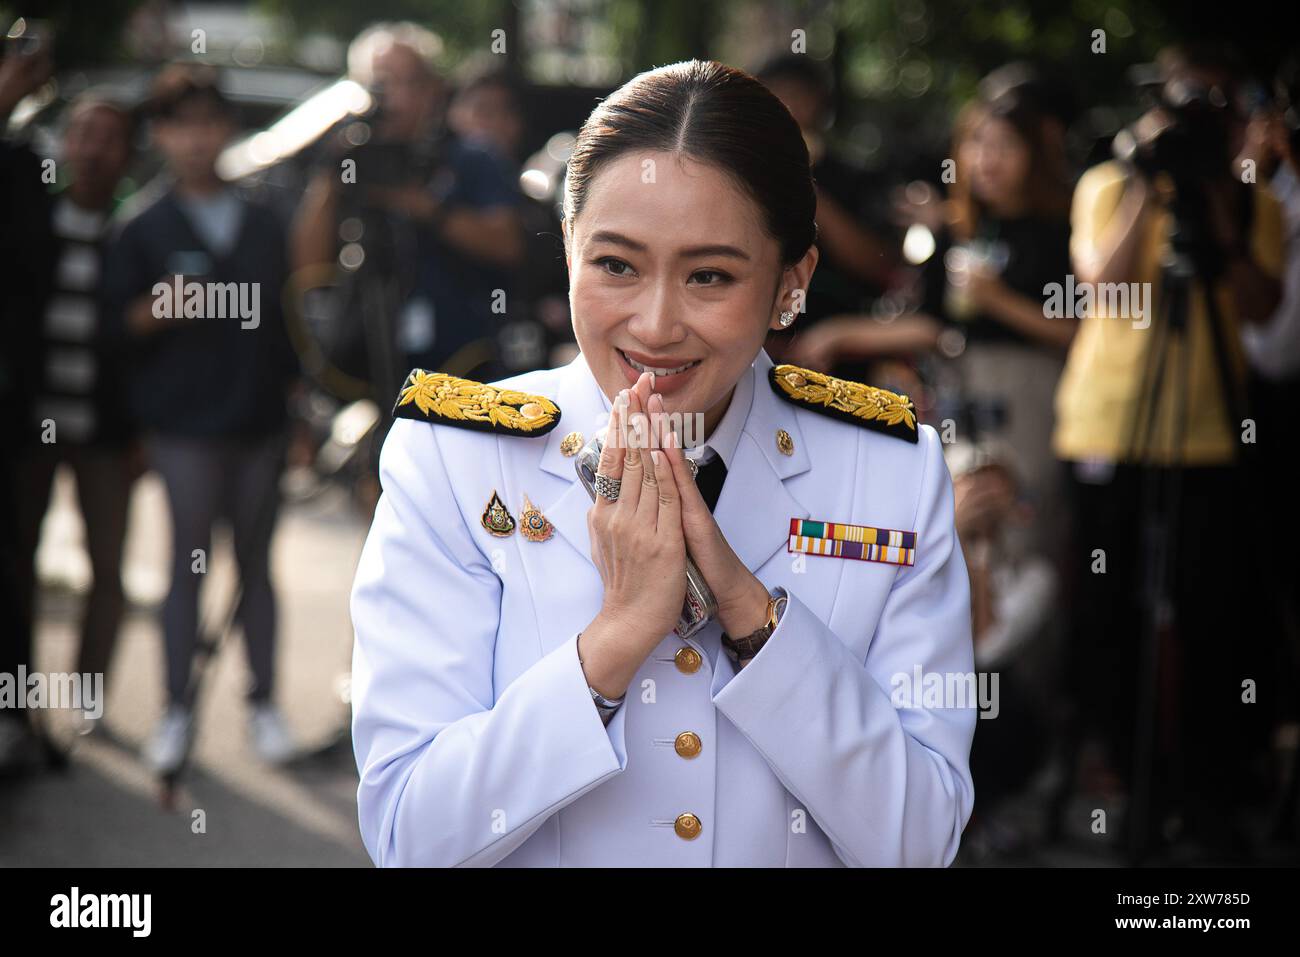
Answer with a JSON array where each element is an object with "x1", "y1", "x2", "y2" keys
[
  {"x1": 1054, "y1": 153, "x2": 1284, "y2": 466},
  {"x1": 1054, "y1": 44, "x2": 1285, "y2": 863}
]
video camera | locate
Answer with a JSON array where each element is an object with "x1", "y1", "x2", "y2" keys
[
  {"x1": 327, "y1": 82, "x2": 451, "y2": 205},
  {"x1": 1112, "y1": 66, "x2": 1238, "y2": 186}
]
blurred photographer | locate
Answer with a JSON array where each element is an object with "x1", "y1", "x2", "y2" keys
[
  {"x1": 1237, "y1": 55, "x2": 1300, "y2": 383},
  {"x1": 1234, "y1": 51, "x2": 1300, "y2": 806},
  {"x1": 1053, "y1": 44, "x2": 1285, "y2": 860},
  {"x1": 290, "y1": 22, "x2": 524, "y2": 415}
]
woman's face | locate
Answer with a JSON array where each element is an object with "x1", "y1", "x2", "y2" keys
[
  {"x1": 965, "y1": 116, "x2": 1030, "y2": 212},
  {"x1": 564, "y1": 150, "x2": 816, "y2": 431}
]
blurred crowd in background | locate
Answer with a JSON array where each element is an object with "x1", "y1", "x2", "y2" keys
[{"x1": 1, "y1": 0, "x2": 1298, "y2": 866}]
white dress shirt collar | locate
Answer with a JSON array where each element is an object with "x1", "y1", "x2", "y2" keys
[{"x1": 687, "y1": 359, "x2": 753, "y2": 469}]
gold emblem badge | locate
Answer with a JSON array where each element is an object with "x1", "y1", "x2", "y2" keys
[
  {"x1": 769, "y1": 363, "x2": 918, "y2": 443},
  {"x1": 559, "y1": 431, "x2": 584, "y2": 457},
  {"x1": 393, "y1": 370, "x2": 561, "y2": 436},
  {"x1": 481, "y1": 490, "x2": 516, "y2": 537},
  {"x1": 519, "y1": 494, "x2": 554, "y2": 543},
  {"x1": 775, "y1": 428, "x2": 794, "y2": 456}
]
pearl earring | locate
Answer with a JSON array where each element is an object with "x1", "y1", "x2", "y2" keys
[{"x1": 779, "y1": 310, "x2": 796, "y2": 328}]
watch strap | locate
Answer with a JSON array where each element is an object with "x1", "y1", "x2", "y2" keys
[
  {"x1": 721, "y1": 588, "x2": 787, "y2": 663},
  {"x1": 590, "y1": 686, "x2": 623, "y2": 725},
  {"x1": 580, "y1": 638, "x2": 625, "y2": 724}
]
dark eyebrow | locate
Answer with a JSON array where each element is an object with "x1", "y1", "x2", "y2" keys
[{"x1": 587, "y1": 230, "x2": 751, "y2": 261}]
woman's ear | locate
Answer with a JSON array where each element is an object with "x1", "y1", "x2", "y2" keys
[{"x1": 768, "y1": 244, "x2": 820, "y2": 330}]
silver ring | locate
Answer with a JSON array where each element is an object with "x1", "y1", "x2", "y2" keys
[{"x1": 594, "y1": 473, "x2": 622, "y2": 501}]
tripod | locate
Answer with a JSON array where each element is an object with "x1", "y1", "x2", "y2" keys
[{"x1": 1122, "y1": 182, "x2": 1248, "y2": 864}]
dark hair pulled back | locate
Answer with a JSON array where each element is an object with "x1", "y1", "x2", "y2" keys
[{"x1": 564, "y1": 59, "x2": 817, "y2": 268}]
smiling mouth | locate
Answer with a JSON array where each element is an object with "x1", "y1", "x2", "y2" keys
[{"x1": 618, "y1": 349, "x2": 702, "y2": 376}]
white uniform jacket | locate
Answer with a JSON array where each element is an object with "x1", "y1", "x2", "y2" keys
[{"x1": 350, "y1": 347, "x2": 976, "y2": 866}]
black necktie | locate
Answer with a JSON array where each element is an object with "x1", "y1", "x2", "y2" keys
[{"x1": 695, "y1": 453, "x2": 728, "y2": 513}]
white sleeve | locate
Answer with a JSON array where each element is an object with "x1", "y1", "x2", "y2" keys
[
  {"x1": 1243, "y1": 167, "x2": 1300, "y2": 380},
  {"x1": 349, "y1": 419, "x2": 629, "y2": 867},
  {"x1": 712, "y1": 425, "x2": 977, "y2": 866}
]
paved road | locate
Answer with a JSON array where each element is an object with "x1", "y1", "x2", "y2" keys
[{"x1": 0, "y1": 469, "x2": 372, "y2": 866}]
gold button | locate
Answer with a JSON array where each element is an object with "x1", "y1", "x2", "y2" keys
[
  {"x1": 674, "y1": 647, "x2": 702, "y2": 674},
  {"x1": 674, "y1": 812, "x2": 702, "y2": 840},
  {"x1": 519, "y1": 402, "x2": 544, "y2": 420},
  {"x1": 674, "y1": 731, "x2": 702, "y2": 758},
  {"x1": 775, "y1": 428, "x2": 794, "y2": 456}
]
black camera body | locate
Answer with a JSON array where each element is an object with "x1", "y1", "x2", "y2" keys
[{"x1": 1114, "y1": 77, "x2": 1235, "y2": 186}]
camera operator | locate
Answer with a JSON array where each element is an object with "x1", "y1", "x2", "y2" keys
[
  {"x1": 1234, "y1": 52, "x2": 1300, "y2": 807},
  {"x1": 1052, "y1": 44, "x2": 1286, "y2": 861},
  {"x1": 1237, "y1": 56, "x2": 1300, "y2": 382},
  {"x1": 290, "y1": 22, "x2": 524, "y2": 413}
]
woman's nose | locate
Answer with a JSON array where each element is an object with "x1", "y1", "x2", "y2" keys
[{"x1": 626, "y1": 282, "x2": 685, "y2": 347}]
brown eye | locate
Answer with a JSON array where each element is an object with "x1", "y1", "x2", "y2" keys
[
  {"x1": 690, "y1": 269, "x2": 730, "y2": 286},
  {"x1": 593, "y1": 256, "x2": 633, "y2": 277}
]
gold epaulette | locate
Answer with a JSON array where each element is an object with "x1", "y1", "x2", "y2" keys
[
  {"x1": 769, "y1": 364, "x2": 918, "y2": 443},
  {"x1": 392, "y1": 369, "x2": 561, "y2": 436}
]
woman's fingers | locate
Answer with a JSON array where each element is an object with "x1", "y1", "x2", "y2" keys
[
  {"x1": 650, "y1": 446, "x2": 681, "y2": 533},
  {"x1": 646, "y1": 393, "x2": 689, "y2": 537},
  {"x1": 633, "y1": 370, "x2": 654, "y2": 415},
  {"x1": 661, "y1": 424, "x2": 708, "y2": 521},
  {"x1": 594, "y1": 390, "x2": 627, "y2": 512},
  {"x1": 618, "y1": 385, "x2": 646, "y2": 513},
  {"x1": 635, "y1": 395, "x2": 663, "y2": 524}
]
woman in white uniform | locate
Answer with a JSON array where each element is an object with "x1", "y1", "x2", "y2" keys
[{"x1": 350, "y1": 59, "x2": 977, "y2": 867}]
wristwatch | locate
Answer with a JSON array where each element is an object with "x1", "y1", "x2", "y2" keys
[
  {"x1": 578, "y1": 639, "x2": 625, "y2": 725},
  {"x1": 720, "y1": 587, "x2": 787, "y2": 664},
  {"x1": 589, "y1": 685, "x2": 624, "y2": 725}
]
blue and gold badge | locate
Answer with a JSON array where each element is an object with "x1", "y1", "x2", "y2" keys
[{"x1": 519, "y1": 494, "x2": 554, "y2": 543}]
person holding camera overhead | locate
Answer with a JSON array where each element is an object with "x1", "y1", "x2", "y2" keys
[
  {"x1": 1053, "y1": 44, "x2": 1285, "y2": 861},
  {"x1": 349, "y1": 60, "x2": 977, "y2": 867},
  {"x1": 290, "y1": 22, "x2": 525, "y2": 405}
]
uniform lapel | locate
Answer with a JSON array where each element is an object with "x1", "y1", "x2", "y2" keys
[
  {"x1": 713, "y1": 349, "x2": 812, "y2": 573},
  {"x1": 538, "y1": 352, "x2": 611, "y2": 568}
]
